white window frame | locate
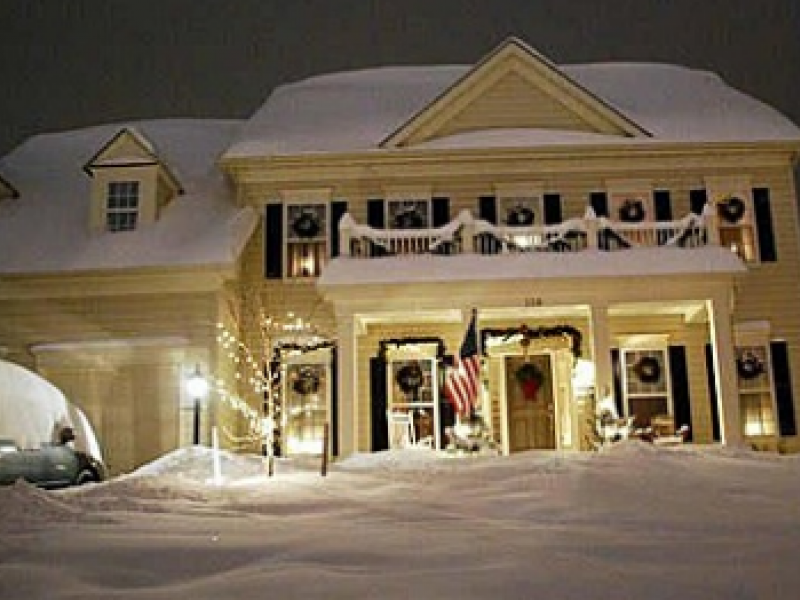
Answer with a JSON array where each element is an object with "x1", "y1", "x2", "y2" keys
[
  {"x1": 716, "y1": 193, "x2": 757, "y2": 262},
  {"x1": 284, "y1": 202, "x2": 328, "y2": 279},
  {"x1": 620, "y1": 347, "x2": 673, "y2": 428},
  {"x1": 106, "y1": 180, "x2": 140, "y2": 232},
  {"x1": 736, "y1": 343, "x2": 776, "y2": 437},
  {"x1": 386, "y1": 346, "x2": 441, "y2": 449}
]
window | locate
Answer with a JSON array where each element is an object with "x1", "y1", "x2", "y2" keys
[
  {"x1": 387, "y1": 199, "x2": 430, "y2": 230},
  {"x1": 622, "y1": 348, "x2": 671, "y2": 428},
  {"x1": 736, "y1": 345, "x2": 775, "y2": 436},
  {"x1": 106, "y1": 181, "x2": 140, "y2": 232},
  {"x1": 284, "y1": 363, "x2": 328, "y2": 455},
  {"x1": 498, "y1": 195, "x2": 544, "y2": 249},
  {"x1": 717, "y1": 194, "x2": 756, "y2": 261},
  {"x1": 388, "y1": 357, "x2": 439, "y2": 448},
  {"x1": 286, "y1": 203, "x2": 327, "y2": 278}
]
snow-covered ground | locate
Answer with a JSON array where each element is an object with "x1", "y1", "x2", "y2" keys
[{"x1": 2, "y1": 442, "x2": 799, "y2": 599}]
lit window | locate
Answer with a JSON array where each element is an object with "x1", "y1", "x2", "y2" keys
[
  {"x1": 388, "y1": 357, "x2": 438, "y2": 449},
  {"x1": 284, "y1": 363, "x2": 327, "y2": 455},
  {"x1": 622, "y1": 349, "x2": 671, "y2": 428},
  {"x1": 106, "y1": 181, "x2": 140, "y2": 232},
  {"x1": 717, "y1": 195, "x2": 756, "y2": 261},
  {"x1": 499, "y1": 196, "x2": 543, "y2": 249},
  {"x1": 736, "y1": 345, "x2": 775, "y2": 436},
  {"x1": 286, "y1": 203, "x2": 327, "y2": 278}
]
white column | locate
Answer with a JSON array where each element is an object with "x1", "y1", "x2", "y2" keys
[
  {"x1": 335, "y1": 313, "x2": 359, "y2": 457},
  {"x1": 589, "y1": 304, "x2": 613, "y2": 413},
  {"x1": 707, "y1": 293, "x2": 742, "y2": 446}
]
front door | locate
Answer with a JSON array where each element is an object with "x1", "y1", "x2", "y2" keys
[{"x1": 506, "y1": 355, "x2": 555, "y2": 451}]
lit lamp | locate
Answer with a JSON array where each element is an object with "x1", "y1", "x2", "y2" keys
[{"x1": 186, "y1": 364, "x2": 209, "y2": 445}]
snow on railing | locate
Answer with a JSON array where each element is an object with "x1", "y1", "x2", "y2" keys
[{"x1": 338, "y1": 204, "x2": 717, "y2": 258}]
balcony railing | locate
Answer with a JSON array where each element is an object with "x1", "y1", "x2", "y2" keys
[{"x1": 339, "y1": 205, "x2": 720, "y2": 259}]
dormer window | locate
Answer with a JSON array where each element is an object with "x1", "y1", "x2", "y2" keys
[
  {"x1": 84, "y1": 128, "x2": 183, "y2": 232},
  {"x1": 106, "y1": 181, "x2": 140, "y2": 232}
]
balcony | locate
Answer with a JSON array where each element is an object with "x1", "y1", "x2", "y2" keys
[
  {"x1": 339, "y1": 205, "x2": 719, "y2": 258},
  {"x1": 319, "y1": 204, "x2": 745, "y2": 289}
]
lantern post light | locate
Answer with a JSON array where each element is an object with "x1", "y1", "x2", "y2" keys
[{"x1": 186, "y1": 364, "x2": 209, "y2": 445}]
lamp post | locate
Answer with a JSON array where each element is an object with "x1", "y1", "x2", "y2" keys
[{"x1": 186, "y1": 364, "x2": 209, "y2": 445}]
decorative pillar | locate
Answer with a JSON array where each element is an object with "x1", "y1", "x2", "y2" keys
[
  {"x1": 706, "y1": 293, "x2": 742, "y2": 446},
  {"x1": 589, "y1": 303, "x2": 613, "y2": 414},
  {"x1": 335, "y1": 313, "x2": 359, "y2": 457}
]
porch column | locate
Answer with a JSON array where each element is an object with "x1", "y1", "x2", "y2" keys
[
  {"x1": 335, "y1": 312, "x2": 359, "y2": 457},
  {"x1": 707, "y1": 292, "x2": 743, "y2": 446},
  {"x1": 589, "y1": 304, "x2": 613, "y2": 413}
]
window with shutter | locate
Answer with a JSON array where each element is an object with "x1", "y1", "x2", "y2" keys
[{"x1": 286, "y1": 202, "x2": 328, "y2": 278}]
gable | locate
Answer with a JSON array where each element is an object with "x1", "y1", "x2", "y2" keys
[
  {"x1": 382, "y1": 37, "x2": 649, "y2": 148},
  {"x1": 83, "y1": 128, "x2": 183, "y2": 193}
]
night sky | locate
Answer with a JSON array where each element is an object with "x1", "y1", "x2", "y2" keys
[{"x1": 0, "y1": 0, "x2": 798, "y2": 156}]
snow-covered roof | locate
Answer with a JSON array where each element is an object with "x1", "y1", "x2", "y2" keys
[
  {"x1": 319, "y1": 246, "x2": 745, "y2": 288},
  {"x1": 225, "y1": 62, "x2": 800, "y2": 158},
  {"x1": 0, "y1": 120, "x2": 258, "y2": 275}
]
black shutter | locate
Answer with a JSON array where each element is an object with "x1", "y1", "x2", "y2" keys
[
  {"x1": 689, "y1": 189, "x2": 707, "y2": 215},
  {"x1": 589, "y1": 192, "x2": 608, "y2": 217},
  {"x1": 611, "y1": 348, "x2": 624, "y2": 417},
  {"x1": 432, "y1": 197, "x2": 450, "y2": 227},
  {"x1": 439, "y1": 355, "x2": 456, "y2": 448},
  {"x1": 753, "y1": 188, "x2": 777, "y2": 262},
  {"x1": 654, "y1": 190, "x2": 672, "y2": 221},
  {"x1": 330, "y1": 348, "x2": 339, "y2": 456},
  {"x1": 770, "y1": 341, "x2": 797, "y2": 436},
  {"x1": 705, "y1": 344, "x2": 721, "y2": 441},
  {"x1": 478, "y1": 195, "x2": 497, "y2": 224},
  {"x1": 367, "y1": 199, "x2": 385, "y2": 228},
  {"x1": 543, "y1": 193, "x2": 562, "y2": 224},
  {"x1": 329, "y1": 201, "x2": 348, "y2": 258},
  {"x1": 669, "y1": 346, "x2": 693, "y2": 441},
  {"x1": 370, "y1": 356, "x2": 389, "y2": 451},
  {"x1": 264, "y1": 203, "x2": 283, "y2": 279}
]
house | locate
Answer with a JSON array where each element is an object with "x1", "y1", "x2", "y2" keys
[{"x1": 1, "y1": 38, "x2": 799, "y2": 474}]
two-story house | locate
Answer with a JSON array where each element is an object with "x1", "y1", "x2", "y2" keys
[{"x1": 2, "y1": 38, "x2": 799, "y2": 473}]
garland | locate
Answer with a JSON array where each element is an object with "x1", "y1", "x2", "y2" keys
[
  {"x1": 719, "y1": 196, "x2": 746, "y2": 224},
  {"x1": 619, "y1": 199, "x2": 646, "y2": 223},
  {"x1": 481, "y1": 324, "x2": 582, "y2": 359}
]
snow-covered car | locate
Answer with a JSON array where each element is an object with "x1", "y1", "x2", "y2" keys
[{"x1": 0, "y1": 431, "x2": 105, "y2": 489}]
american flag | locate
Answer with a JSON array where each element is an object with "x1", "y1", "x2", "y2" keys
[{"x1": 444, "y1": 311, "x2": 481, "y2": 417}]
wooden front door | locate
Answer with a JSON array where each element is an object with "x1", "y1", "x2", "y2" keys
[{"x1": 506, "y1": 355, "x2": 555, "y2": 452}]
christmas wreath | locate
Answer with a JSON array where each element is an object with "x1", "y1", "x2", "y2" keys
[
  {"x1": 719, "y1": 196, "x2": 746, "y2": 224},
  {"x1": 634, "y1": 356, "x2": 661, "y2": 384},
  {"x1": 506, "y1": 205, "x2": 535, "y2": 226},
  {"x1": 291, "y1": 211, "x2": 321, "y2": 239},
  {"x1": 736, "y1": 352, "x2": 764, "y2": 380},
  {"x1": 515, "y1": 362, "x2": 544, "y2": 400},
  {"x1": 292, "y1": 367, "x2": 320, "y2": 395},
  {"x1": 396, "y1": 362, "x2": 425, "y2": 395},
  {"x1": 619, "y1": 199, "x2": 646, "y2": 223},
  {"x1": 393, "y1": 205, "x2": 425, "y2": 229}
]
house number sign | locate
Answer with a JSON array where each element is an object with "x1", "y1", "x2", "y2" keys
[{"x1": 524, "y1": 297, "x2": 543, "y2": 307}]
